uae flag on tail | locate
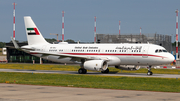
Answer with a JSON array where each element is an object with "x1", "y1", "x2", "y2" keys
[{"x1": 27, "y1": 28, "x2": 40, "y2": 35}]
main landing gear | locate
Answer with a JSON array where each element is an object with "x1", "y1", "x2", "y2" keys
[
  {"x1": 147, "y1": 66, "x2": 153, "y2": 76},
  {"x1": 101, "y1": 68, "x2": 109, "y2": 73},
  {"x1": 78, "y1": 60, "x2": 87, "y2": 74},
  {"x1": 78, "y1": 68, "x2": 87, "y2": 74},
  {"x1": 78, "y1": 68, "x2": 110, "y2": 74}
]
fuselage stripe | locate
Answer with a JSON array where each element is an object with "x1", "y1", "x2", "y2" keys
[
  {"x1": 61, "y1": 53, "x2": 166, "y2": 58},
  {"x1": 29, "y1": 52, "x2": 166, "y2": 58}
]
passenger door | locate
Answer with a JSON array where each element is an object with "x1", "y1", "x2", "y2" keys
[{"x1": 142, "y1": 46, "x2": 149, "y2": 58}]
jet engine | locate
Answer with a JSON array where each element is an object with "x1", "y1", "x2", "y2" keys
[
  {"x1": 84, "y1": 60, "x2": 108, "y2": 71},
  {"x1": 116, "y1": 65, "x2": 141, "y2": 70}
]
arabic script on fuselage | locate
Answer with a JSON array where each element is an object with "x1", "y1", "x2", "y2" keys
[{"x1": 116, "y1": 46, "x2": 142, "y2": 50}]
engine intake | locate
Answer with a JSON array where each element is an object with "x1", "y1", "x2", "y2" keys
[{"x1": 84, "y1": 60, "x2": 108, "y2": 71}]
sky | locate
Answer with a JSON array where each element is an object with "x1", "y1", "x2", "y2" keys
[{"x1": 0, "y1": 0, "x2": 180, "y2": 42}]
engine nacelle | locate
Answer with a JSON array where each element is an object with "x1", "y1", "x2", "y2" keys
[
  {"x1": 84, "y1": 60, "x2": 108, "y2": 71},
  {"x1": 116, "y1": 65, "x2": 141, "y2": 70}
]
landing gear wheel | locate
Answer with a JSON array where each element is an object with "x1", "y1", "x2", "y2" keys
[
  {"x1": 83, "y1": 69, "x2": 87, "y2": 74},
  {"x1": 115, "y1": 66, "x2": 119, "y2": 68},
  {"x1": 147, "y1": 65, "x2": 153, "y2": 76},
  {"x1": 101, "y1": 68, "x2": 109, "y2": 73},
  {"x1": 147, "y1": 71, "x2": 153, "y2": 76},
  {"x1": 78, "y1": 68, "x2": 87, "y2": 74},
  {"x1": 78, "y1": 68, "x2": 83, "y2": 74}
]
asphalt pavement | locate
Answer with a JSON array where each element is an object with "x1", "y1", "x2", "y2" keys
[
  {"x1": 0, "y1": 69, "x2": 180, "y2": 78},
  {"x1": 0, "y1": 84, "x2": 179, "y2": 101}
]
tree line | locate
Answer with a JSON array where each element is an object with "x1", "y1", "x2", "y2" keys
[{"x1": 0, "y1": 42, "x2": 5, "y2": 48}]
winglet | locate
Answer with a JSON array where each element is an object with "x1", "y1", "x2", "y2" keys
[{"x1": 11, "y1": 37, "x2": 20, "y2": 49}]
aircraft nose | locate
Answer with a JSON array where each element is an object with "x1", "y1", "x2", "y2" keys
[{"x1": 169, "y1": 54, "x2": 175, "y2": 63}]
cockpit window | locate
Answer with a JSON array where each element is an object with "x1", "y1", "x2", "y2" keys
[
  {"x1": 163, "y1": 50, "x2": 167, "y2": 52},
  {"x1": 155, "y1": 49, "x2": 168, "y2": 53}
]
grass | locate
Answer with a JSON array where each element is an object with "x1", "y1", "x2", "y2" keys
[
  {"x1": 0, "y1": 72, "x2": 180, "y2": 92},
  {"x1": 0, "y1": 64, "x2": 180, "y2": 74},
  {"x1": 0, "y1": 64, "x2": 80, "y2": 71}
]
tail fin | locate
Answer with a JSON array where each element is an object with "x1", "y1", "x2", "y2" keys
[{"x1": 24, "y1": 16, "x2": 49, "y2": 45}]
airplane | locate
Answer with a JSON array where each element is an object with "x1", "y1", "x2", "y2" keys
[{"x1": 11, "y1": 16, "x2": 175, "y2": 76}]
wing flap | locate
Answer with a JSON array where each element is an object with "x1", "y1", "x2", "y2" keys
[{"x1": 29, "y1": 51, "x2": 110, "y2": 62}]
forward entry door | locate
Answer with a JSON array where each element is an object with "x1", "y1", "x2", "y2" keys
[{"x1": 142, "y1": 46, "x2": 149, "y2": 58}]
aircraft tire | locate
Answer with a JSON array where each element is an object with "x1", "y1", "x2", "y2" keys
[
  {"x1": 101, "y1": 68, "x2": 109, "y2": 73},
  {"x1": 150, "y1": 71, "x2": 153, "y2": 75},
  {"x1": 147, "y1": 71, "x2": 153, "y2": 76},
  {"x1": 78, "y1": 68, "x2": 87, "y2": 74},
  {"x1": 83, "y1": 69, "x2": 87, "y2": 74},
  {"x1": 78, "y1": 68, "x2": 83, "y2": 74}
]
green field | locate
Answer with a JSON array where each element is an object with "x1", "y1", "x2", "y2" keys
[
  {"x1": 0, "y1": 64, "x2": 180, "y2": 92},
  {"x1": 0, "y1": 72, "x2": 179, "y2": 92},
  {"x1": 0, "y1": 64, "x2": 180, "y2": 74}
]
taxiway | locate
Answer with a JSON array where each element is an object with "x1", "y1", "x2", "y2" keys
[
  {"x1": 0, "y1": 83, "x2": 179, "y2": 101},
  {"x1": 0, "y1": 69, "x2": 180, "y2": 78}
]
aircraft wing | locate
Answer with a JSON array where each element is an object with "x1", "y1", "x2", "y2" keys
[{"x1": 29, "y1": 51, "x2": 101, "y2": 60}]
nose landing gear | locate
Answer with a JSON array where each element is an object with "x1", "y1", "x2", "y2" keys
[{"x1": 147, "y1": 66, "x2": 153, "y2": 76}]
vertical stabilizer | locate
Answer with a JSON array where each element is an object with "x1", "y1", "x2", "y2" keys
[{"x1": 24, "y1": 16, "x2": 49, "y2": 45}]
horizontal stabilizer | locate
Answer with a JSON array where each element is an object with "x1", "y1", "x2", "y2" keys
[{"x1": 11, "y1": 37, "x2": 20, "y2": 49}]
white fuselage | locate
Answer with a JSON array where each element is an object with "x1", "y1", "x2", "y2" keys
[
  {"x1": 22, "y1": 42, "x2": 174, "y2": 66},
  {"x1": 19, "y1": 16, "x2": 175, "y2": 74}
]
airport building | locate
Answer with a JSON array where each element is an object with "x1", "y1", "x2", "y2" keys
[{"x1": 5, "y1": 43, "x2": 54, "y2": 63}]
